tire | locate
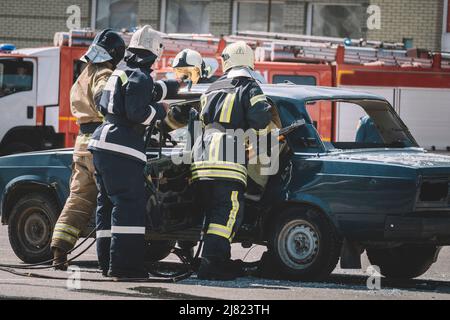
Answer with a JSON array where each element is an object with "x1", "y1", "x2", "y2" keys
[
  {"x1": 1, "y1": 143, "x2": 34, "y2": 156},
  {"x1": 267, "y1": 206, "x2": 341, "y2": 281},
  {"x1": 8, "y1": 193, "x2": 59, "y2": 263},
  {"x1": 366, "y1": 245, "x2": 440, "y2": 280},
  {"x1": 144, "y1": 240, "x2": 176, "y2": 265}
]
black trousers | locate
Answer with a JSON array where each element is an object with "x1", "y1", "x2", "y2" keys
[
  {"x1": 197, "y1": 180, "x2": 245, "y2": 261},
  {"x1": 92, "y1": 151, "x2": 147, "y2": 276}
]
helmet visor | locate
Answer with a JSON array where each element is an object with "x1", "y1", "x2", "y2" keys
[{"x1": 81, "y1": 44, "x2": 113, "y2": 64}]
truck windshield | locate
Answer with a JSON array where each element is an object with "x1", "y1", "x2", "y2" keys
[{"x1": 0, "y1": 59, "x2": 33, "y2": 98}]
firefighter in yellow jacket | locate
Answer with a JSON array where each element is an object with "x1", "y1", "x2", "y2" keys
[
  {"x1": 50, "y1": 30, "x2": 126, "y2": 269},
  {"x1": 192, "y1": 41, "x2": 273, "y2": 280}
]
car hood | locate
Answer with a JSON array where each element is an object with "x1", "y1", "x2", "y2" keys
[{"x1": 323, "y1": 149, "x2": 450, "y2": 169}]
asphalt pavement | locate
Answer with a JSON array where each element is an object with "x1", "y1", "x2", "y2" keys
[{"x1": 0, "y1": 225, "x2": 449, "y2": 300}]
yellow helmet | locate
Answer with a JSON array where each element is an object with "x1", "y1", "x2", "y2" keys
[
  {"x1": 221, "y1": 41, "x2": 255, "y2": 72},
  {"x1": 172, "y1": 49, "x2": 204, "y2": 84}
]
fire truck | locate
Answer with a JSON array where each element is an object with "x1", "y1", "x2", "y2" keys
[{"x1": 0, "y1": 30, "x2": 449, "y2": 155}]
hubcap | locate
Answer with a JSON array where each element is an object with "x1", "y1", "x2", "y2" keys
[
  {"x1": 278, "y1": 219, "x2": 320, "y2": 270},
  {"x1": 22, "y1": 210, "x2": 51, "y2": 249}
]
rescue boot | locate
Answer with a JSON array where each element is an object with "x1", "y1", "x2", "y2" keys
[
  {"x1": 52, "y1": 248, "x2": 69, "y2": 271},
  {"x1": 197, "y1": 257, "x2": 245, "y2": 281}
]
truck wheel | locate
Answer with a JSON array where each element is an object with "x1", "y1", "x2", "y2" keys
[
  {"x1": 268, "y1": 207, "x2": 341, "y2": 281},
  {"x1": 366, "y1": 245, "x2": 440, "y2": 280},
  {"x1": 144, "y1": 240, "x2": 175, "y2": 265},
  {"x1": 8, "y1": 193, "x2": 59, "y2": 263}
]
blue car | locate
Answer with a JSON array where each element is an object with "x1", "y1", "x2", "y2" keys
[{"x1": 1, "y1": 84, "x2": 450, "y2": 281}]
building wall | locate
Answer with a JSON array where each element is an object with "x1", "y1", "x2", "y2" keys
[
  {"x1": 0, "y1": 0, "x2": 91, "y2": 48},
  {"x1": 0, "y1": 0, "x2": 444, "y2": 51}
]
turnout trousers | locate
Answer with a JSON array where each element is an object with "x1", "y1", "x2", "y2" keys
[
  {"x1": 92, "y1": 150, "x2": 147, "y2": 276},
  {"x1": 197, "y1": 180, "x2": 245, "y2": 261},
  {"x1": 51, "y1": 135, "x2": 97, "y2": 252}
]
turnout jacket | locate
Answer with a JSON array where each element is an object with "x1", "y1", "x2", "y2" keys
[
  {"x1": 88, "y1": 62, "x2": 179, "y2": 163},
  {"x1": 70, "y1": 62, "x2": 112, "y2": 126},
  {"x1": 191, "y1": 72, "x2": 273, "y2": 186}
]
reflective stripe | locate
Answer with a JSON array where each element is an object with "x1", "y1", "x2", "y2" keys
[
  {"x1": 219, "y1": 93, "x2": 236, "y2": 123},
  {"x1": 191, "y1": 161, "x2": 247, "y2": 176},
  {"x1": 52, "y1": 231, "x2": 77, "y2": 245},
  {"x1": 142, "y1": 106, "x2": 156, "y2": 126},
  {"x1": 96, "y1": 230, "x2": 112, "y2": 238},
  {"x1": 54, "y1": 223, "x2": 80, "y2": 237},
  {"x1": 226, "y1": 191, "x2": 239, "y2": 235},
  {"x1": 207, "y1": 223, "x2": 232, "y2": 239},
  {"x1": 113, "y1": 70, "x2": 128, "y2": 86},
  {"x1": 106, "y1": 79, "x2": 118, "y2": 114},
  {"x1": 156, "y1": 80, "x2": 168, "y2": 101},
  {"x1": 200, "y1": 94, "x2": 208, "y2": 110},
  {"x1": 208, "y1": 132, "x2": 224, "y2": 161},
  {"x1": 191, "y1": 169, "x2": 247, "y2": 186},
  {"x1": 88, "y1": 124, "x2": 147, "y2": 162},
  {"x1": 111, "y1": 226, "x2": 146, "y2": 234},
  {"x1": 250, "y1": 94, "x2": 267, "y2": 106}
]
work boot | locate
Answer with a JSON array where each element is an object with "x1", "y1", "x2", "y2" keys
[
  {"x1": 52, "y1": 248, "x2": 68, "y2": 271},
  {"x1": 197, "y1": 258, "x2": 244, "y2": 281}
]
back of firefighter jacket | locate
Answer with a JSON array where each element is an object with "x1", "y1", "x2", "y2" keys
[{"x1": 191, "y1": 74, "x2": 273, "y2": 186}]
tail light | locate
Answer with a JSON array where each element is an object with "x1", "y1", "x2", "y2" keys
[{"x1": 36, "y1": 106, "x2": 45, "y2": 126}]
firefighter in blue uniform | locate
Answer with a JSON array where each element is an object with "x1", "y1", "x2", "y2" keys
[
  {"x1": 88, "y1": 25, "x2": 179, "y2": 279},
  {"x1": 355, "y1": 115, "x2": 383, "y2": 143},
  {"x1": 192, "y1": 41, "x2": 273, "y2": 280}
]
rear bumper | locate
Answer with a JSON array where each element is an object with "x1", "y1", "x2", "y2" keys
[{"x1": 385, "y1": 215, "x2": 450, "y2": 244}]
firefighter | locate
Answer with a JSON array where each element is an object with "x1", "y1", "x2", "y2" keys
[
  {"x1": 51, "y1": 29, "x2": 126, "y2": 270},
  {"x1": 172, "y1": 49, "x2": 210, "y2": 85},
  {"x1": 88, "y1": 25, "x2": 179, "y2": 279},
  {"x1": 355, "y1": 115, "x2": 383, "y2": 144},
  {"x1": 192, "y1": 41, "x2": 273, "y2": 280}
]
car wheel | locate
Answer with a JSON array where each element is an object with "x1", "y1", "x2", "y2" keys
[
  {"x1": 267, "y1": 206, "x2": 341, "y2": 281},
  {"x1": 144, "y1": 240, "x2": 176, "y2": 265},
  {"x1": 8, "y1": 193, "x2": 59, "y2": 263},
  {"x1": 366, "y1": 245, "x2": 440, "y2": 280}
]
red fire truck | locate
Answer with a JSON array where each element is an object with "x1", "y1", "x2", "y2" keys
[{"x1": 0, "y1": 30, "x2": 449, "y2": 154}]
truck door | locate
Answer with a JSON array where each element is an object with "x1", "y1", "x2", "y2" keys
[{"x1": 0, "y1": 57, "x2": 37, "y2": 151}]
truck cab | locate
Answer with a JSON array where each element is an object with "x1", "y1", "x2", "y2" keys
[{"x1": 0, "y1": 47, "x2": 64, "y2": 155}]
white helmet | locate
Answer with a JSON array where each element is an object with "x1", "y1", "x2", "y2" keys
[
  {"x1": 221, "y1": 41, "x2": 255, "y2": 72},
  {"x1": 128, "y1": 25, "x2": 164, "y2": 58},
  {"x1": 172, "y1": 49, "x2": 204, "y2": 84}
]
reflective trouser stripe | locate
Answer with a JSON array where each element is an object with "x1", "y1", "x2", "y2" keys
[
  {"x1": 226, "y1": 191, "x2": 239, "y2": 237},
  {"x1": 96, "y1": 230, "x2": 112, "y2": 238},
  {"x1": 53, "y1": 231, "x2": 77, "y2": 245},
  {"x1": 54, "y1": 223, "x2": 80, "y2": 237},
  {"x1": 111, "y1": 226, "x2": 146, "y2": 234},
  {"x1": 207, "y1": 223, "x2": 232, "y2": 239},
  {"x1": 219, "y1": 93, "x2": 236, "y2": 123},
  {"x1": 206, "y1": 191, "x2": 240, "y2": 242}
]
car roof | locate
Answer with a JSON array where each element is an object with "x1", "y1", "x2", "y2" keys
[{"x1": 187, "y1": 83, "x2": 387, "y2": 103}]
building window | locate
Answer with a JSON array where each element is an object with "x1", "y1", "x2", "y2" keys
[
  {"x1": 95, "y1": 0, "x2": 138, "y2": 31},
  {"x1": 233, "y1": 1, "x2": 284, "y2": 33},
  {"x1": 163, "y1": 0, "x2": 210, "y2": 34},
  {"x1": 307, "y1": 3, "x2": 366, "y2": 38}
]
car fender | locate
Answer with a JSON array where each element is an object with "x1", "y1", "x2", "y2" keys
[
  {"x1": 285, "y1": 191, "x2": 340, "y2": 231},
  {"x1": 1, "y1": 175, "x2": 65, "y2": 224}
]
